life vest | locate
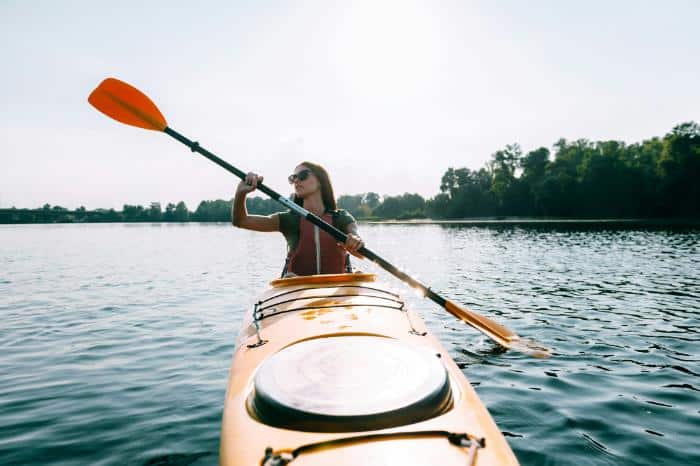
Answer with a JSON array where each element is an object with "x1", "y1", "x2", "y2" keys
[{"x1": 284, "y1": 212, "x2": 350, "y2": 276}]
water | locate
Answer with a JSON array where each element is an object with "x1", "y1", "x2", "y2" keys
[{"x1": 1, "y1": 223, "x2": 699, "y2": 465}]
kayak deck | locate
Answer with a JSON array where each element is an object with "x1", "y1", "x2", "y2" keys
[{"x1": 220, "y1": 273, "x2": 519, "y2": 465}]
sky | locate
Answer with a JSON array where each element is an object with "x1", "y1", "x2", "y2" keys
[{"x1": 1, "y1": 0, "x2": 699, "y2": 210}]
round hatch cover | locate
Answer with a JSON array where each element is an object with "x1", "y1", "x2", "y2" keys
[{"x1": 249, "y1": 336, "x2": 452, "y2": 432}]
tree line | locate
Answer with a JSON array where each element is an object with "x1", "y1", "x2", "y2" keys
[
  {"x1": 2, "y1": 122, "x2": 697, "y2": 224},
  {"x1": 0, "y1": 202, "x2": 193, "y2": 224},
  {"x1": 339, "y1": 121, "x2": 700, "y2": 219},
  {"x1": 428, "y1": 121, "x2": 699, "y2": 218},
  {"x1": 0, "y1": 198, "x2": 287, "y2": 224}
]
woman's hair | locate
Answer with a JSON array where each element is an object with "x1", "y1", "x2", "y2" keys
[{"x1": 293, "y1": 161, "x2": 337, "y2": 211}]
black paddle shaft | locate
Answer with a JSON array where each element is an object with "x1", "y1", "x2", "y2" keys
[{"x1": 163, "y1": 126, "x2": 445, "y2": 306}]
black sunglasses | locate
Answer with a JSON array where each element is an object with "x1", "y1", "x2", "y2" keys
[{"x1": 288, "y1": 169, "x2": 313, "y2": 184}]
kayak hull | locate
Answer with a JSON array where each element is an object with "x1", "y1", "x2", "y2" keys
[{"x1": 220, "y1": 273, "x2": 519, "y2": 465}]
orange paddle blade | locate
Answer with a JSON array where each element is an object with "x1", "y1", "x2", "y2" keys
[
  {"x1": 88, "y1": 78, "x2": 167, "y2": 131},
  {"x1": 445, "y1": 299, "x2": 551, "y2": 358}
]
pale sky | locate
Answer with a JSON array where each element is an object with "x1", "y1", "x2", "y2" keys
[{"x1": 2, "y1": 0, "x2": 698, "y2": 210}]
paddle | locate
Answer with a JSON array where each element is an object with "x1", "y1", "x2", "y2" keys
[{"x1": 88, "y1": 77, "x2": 551, "y2": 358}]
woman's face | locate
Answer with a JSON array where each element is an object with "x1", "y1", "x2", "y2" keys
[{"x1": 291, "y1": 165, "x2": 320, "y2": 198}]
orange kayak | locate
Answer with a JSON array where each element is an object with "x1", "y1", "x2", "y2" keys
[{"x1": 220, "y1": 273, "x2": 519, "y2": 465}]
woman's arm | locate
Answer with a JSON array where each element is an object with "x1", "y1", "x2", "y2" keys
[{"x1": 231, "y1": 173, "x2": 279, "y2": 232}]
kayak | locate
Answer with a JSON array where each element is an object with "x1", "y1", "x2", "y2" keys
[{"x1": 220, "y1": 273, "x2": 519, "y2": 465}]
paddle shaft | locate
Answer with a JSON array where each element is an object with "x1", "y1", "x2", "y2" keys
[{"x1": 164, "y1": 127, "x2": 447, "y2": 304}]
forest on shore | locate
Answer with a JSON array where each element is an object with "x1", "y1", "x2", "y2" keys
[{"x1": 2, "y1": 122, "x2": 698, "y2": 224}]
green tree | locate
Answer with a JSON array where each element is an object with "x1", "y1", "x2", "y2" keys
[
  {"x1": 174, "y1": 201, "x2": 189, "y2": 222},
  {"x1": 163, "y1": 203, "x2": 177, "y2": 221},
  {"x1": 520, "y1": 147, "x2": 550, "y2": 215},
  {"x1": 577, "y1": 141, "x2": 639, "y2": 217},
  {"x1": 373, "y1": 193, "x2": 426, "y2": 219},
  {"x1": 193, "y1": 199, "x2": 232, "y2": 221},
  {"x1": 373, "y1": 196, "x2": 402, "y2": 219},
  {"x1": 364, "y1": 192, "x2": 381, "y2": 210},
  {"x1": 449, "y1": 168, "x2": 494, "y2": 217},
  {"x1": 337, "y1": 194, "x2": 365, "y2": 217},
  {"x1": 489, "y1": 144, "x2": 525, "y2": 214},
  {"x1": 122, "y1": 204, "x2": 147, "y2": 221},
  {"x1": 440, "y1": 167, "x2": 458, "y2": 198},
  {"x1": 659, "y1": 122, "x2": 700, "y2": 215},
  {"x1": 74, "y1": 206, "x2": 87, "y2": 223},
  {"x1": 627, "y1": 137, "x2": 664, "y2": 216},
  {"x1": 426, "y1": 193, "x2": 451, "y2": 218},
  {"x1": 536, "y1": 139, "x2": 591, "y2": 216},
  {"x1": 104, "y1": 209, "x2": 122, "y2": 222},
  {"x1": 147, "y1": 203, "x2": 162, "y2": 221}
]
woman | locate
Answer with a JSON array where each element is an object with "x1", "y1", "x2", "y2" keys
[{"x1": 232, "y1": 161, "x2": 364, "y2": 276}]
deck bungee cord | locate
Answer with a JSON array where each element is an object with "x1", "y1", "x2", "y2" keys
[{"x1": 261, "y1": 430, "x2": 485, "y2": 466}]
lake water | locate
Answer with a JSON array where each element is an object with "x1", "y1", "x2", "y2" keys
[{"x1": 1, "y1": 223, "x2": 699, "y2": 465}]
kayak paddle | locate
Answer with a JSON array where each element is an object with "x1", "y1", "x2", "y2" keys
[{"x1": 88, "y1": 77, "x2": 551, "y2": 358}]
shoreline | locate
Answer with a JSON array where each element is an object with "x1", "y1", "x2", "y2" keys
[
  {"x1": 2, "y1": 218, "x2": 699, "y2": 226},
  {"x1": 363, "y1": 217, "x2": 700, "y2": 226}
]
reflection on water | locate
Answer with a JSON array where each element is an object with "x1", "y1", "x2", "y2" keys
[{"x1": 1, "y1": 223, "x2": 699, "y2": 465}]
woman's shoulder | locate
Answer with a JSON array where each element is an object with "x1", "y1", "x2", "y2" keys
[
  {"x1": 331, "y1": 209, "x2": 356, "y2": 227},
  {"x1": 278, "y1": 210, "x2": 299, "y2": 233},
  {"x1": 334, "y1": 208, "x2": 354, "y2": 218}
]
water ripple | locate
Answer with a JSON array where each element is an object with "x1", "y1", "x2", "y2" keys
[{"x1": 1, "y1": 223, "x2": 699, "y2": 465}]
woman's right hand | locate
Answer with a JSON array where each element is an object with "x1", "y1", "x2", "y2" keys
[{"x1": 236, "y1": 172, "x2": 263, "y2": 195}]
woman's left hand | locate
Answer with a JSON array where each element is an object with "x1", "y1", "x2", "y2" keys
[{"x1": 341, "y1": 233, "x2": 365, "y2": 258}]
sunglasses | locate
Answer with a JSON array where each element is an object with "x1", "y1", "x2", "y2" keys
[{"x1": 288, "y1": 169, "x2": 313, "y2": 184}]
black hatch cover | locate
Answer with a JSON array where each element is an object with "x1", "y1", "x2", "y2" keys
[{"x1": 249, "y1": 336, "x2": 452, "y2": 432}]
